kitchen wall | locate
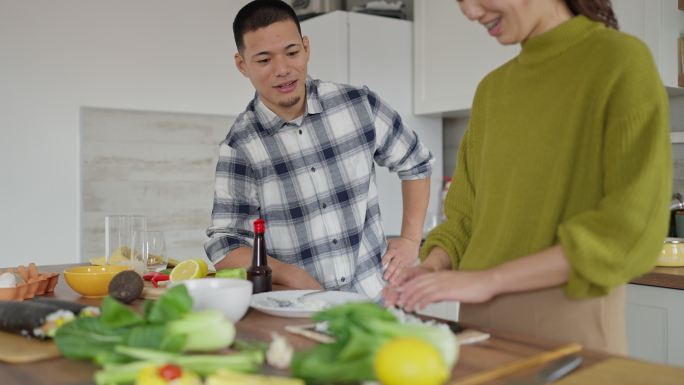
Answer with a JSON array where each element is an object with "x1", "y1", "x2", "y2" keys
[
  {"x1": 0, "y1": 0, "x2": 254, "y2": 266},
  {"x1": 0, "y1": 1, "x2": 435, "y2": 267},
  {"x1": 442, "y1": 93, "x2": 684, "y2": 195},
  {"x1": 81, "y1": 107, "x2": 233, "y2": 262}
]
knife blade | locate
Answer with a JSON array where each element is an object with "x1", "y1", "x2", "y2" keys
[{"x1": 507, "y1": 355, "x2": 583, "y2": 385}]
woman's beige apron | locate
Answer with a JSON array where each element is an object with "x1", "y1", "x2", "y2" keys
[{"x1": 459, "y1": 285, "x2": 627, "y2": 355}]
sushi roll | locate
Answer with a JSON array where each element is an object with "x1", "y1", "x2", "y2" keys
[
  {"x1": 0, "y1": 300, "x2": 76, "y2": 338},
  {"x1": 29, "y1": 297, "x2": 100, "y2": 317}
]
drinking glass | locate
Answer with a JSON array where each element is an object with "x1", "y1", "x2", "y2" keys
[
  {"x1": 144, "y1": 231, "x2": 168, "y2": 272},
  {"x1": 105, "y1": 215, "x2": 146, "y2": 273},
  {"x1": 131, "y1": 230, "x2": 168, "y2": 273}
]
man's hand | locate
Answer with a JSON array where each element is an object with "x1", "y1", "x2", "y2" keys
[{"x1": 382, "y1": 237, "x2": 421, "y2": 283}]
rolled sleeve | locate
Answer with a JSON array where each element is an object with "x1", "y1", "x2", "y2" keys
[
  {"x1": 366, "y1": 88, "x2": 433, "y2": 180},
  {"x1": 204, "y1": 140, "x2": 260, "y2": 264}
]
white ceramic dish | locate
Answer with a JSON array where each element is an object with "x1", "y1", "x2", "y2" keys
[
  {"x1": 250, "y1": 289, "x2": 370, "y2": 318},
  {"x1": 171, "y1": 278, "x2": 253, "y2": 322}
]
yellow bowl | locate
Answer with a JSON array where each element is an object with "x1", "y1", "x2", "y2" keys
[
  {"x1": 63, "y1": 265, "x2": 130, "y2": 297},
  {"x1": 657, "y1": 238, "x2": 684, "y2": 267}
]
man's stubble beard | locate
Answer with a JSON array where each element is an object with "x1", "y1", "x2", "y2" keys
[{"x1": 278, "y1": 96, "x2": 301, "y2": 108}]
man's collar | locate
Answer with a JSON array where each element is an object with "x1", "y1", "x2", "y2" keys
[{"x1": 251, "y1": 77, "x2": 322, "y2": 135}]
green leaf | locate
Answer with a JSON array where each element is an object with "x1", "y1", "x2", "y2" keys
[
  {"x1": 123, "y1": 324, "x2": 180, "y2": 352},
  {"x1": 145, "y1": 285, "x2": 193, "y2": 323},
  {"x1": 100, "y1": 297, "x2": 145, "y2": 329},
  {"x1": 291, "y1": 343, "x2": 375, "y2": 383},
  {"x1": 54, "y1": 317, "x2": 127, "y2": 361},
  {"x1": 159, "y1": 333, "x2": 187, "y2": 352}
]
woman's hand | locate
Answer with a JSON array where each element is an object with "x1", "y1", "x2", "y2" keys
[
  {"x1": 381, "y1": 237, "x2": 421, "y2": 282},
  {"x1": 396, "y1": 270, "x2": 497, "y2": 312},
  {"x1": 382, "y1": 265, "x2": 433, "y2": 307}
]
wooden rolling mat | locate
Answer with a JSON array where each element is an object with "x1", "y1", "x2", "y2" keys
[
  {"x1": 0, "y1": 331, "x2": 60, "y2": 363},
  {"x1": 555, "y1": 358, "x2": 684, "y2": 385}
]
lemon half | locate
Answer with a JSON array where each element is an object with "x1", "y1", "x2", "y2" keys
[{"x1": 170, "y1": 259, "x2": 205, "y2": 282}]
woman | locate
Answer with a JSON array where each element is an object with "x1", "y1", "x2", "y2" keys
[{"x1": 384, "y1": 0, "x2": 672, "y2": 354}]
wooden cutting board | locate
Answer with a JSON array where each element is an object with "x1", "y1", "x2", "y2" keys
[
  {"x1": 0, "y1": 331, "x2": 61, "y2": 363},
  {"x1": 140, "y1": 280, "x2": 168, "y2": 300},
  {"x1": 556, "y1": 358, "x2": 684, "y2": 385}
]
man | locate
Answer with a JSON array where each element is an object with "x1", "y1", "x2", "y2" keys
[{"x1": 204, "y1": 0, "x2": 433, "y2": 300}]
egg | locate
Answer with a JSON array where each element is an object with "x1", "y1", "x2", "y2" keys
[{"x1": 0, "y1": 272, "x2": 17, "y2": 288}]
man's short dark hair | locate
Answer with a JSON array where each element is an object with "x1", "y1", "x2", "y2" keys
[{"x1": 233, "y1": 0, "x2": 302, "y2": 52}]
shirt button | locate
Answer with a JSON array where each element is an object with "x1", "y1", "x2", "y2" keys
[
  {"x1": 299, "y1": 129, "x2": 302, "y2": 135},
  {"x1": 311, "y1": 167, "x2": 316, "y2": 172},
  {"x1": 321, "y1": 203, "x2": 327, "y2": 209},
  {"x1": 341, "y1": 277, "x2": 346, "y2": 282},
  {"x1": 332, "y1": 239, "x2": 337, "y2": 245}
]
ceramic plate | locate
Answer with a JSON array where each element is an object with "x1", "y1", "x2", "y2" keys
[{"x1": 250, "y1": 290, "x2": 370, "y2": 318}]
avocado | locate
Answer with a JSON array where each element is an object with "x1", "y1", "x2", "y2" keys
[{"x1": 108, "y1": 270, "x2": 144, "y2": 304}]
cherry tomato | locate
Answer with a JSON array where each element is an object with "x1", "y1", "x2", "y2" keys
[{"x1": 158, "y1": 364, "x2": 182, "y2": 381}]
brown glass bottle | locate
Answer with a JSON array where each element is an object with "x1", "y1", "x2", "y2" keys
[{"x1": 247, "y1": 218, "x2": 272, "y2": 293}]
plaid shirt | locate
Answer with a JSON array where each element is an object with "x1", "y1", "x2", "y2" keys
[{"x1": 205, "y1": 78, "x2": 433, "y2": 300}]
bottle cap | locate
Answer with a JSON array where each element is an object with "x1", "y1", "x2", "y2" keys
[{"x1": 254, "y1": 218, "x2": 265, "y2": 234}]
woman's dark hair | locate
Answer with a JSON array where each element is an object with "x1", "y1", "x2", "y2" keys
[
  {"x1": 564, "y1": 0, "x2": 619, "y2": 29},
  {"x1": 233, "y1": 0, "x2": 302, "y2": 52}
]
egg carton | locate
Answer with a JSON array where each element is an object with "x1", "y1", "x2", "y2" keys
[{"x1": 0, "y1": 263, "x2": 59, "y2": 301}]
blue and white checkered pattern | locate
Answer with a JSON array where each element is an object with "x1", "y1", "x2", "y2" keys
[{"x1": 205, "y1": 78, "x2": 433, "y2": 300}]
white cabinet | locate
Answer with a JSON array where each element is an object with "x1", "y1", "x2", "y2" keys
[
  {"x1": 609, "y1": 0, "x2": 684, "y2": 88},
  {"x1": 626, "y1": 284, "x2": 684, "y2": 365},
  {"x1": 413, "y1": 0, "x2": 518, "y2": 115},
  {"x1": 301, "y1": 11, "x2": 443, "y2": 237}
]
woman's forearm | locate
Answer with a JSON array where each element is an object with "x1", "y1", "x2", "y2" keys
[
  {"x1": 421, "y1": 247, "x2": 453, "y2": 272},
  {"x1": 489, "y1": 245, "x2": 571, "y2": 296}
]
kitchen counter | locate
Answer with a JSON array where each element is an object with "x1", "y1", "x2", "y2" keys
[
  {"x1": 0, "y1": 264, "x2": 632, "y2": 385},
  {"x1": 630, "y1": 266, "x2": 684, "y2": 290}
]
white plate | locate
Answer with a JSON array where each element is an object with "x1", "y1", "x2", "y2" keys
[{"x1": 250, "y1": 290, "x2": 370, "y2": 318}]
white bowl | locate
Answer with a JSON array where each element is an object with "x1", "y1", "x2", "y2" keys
[{"x1": 173, "y1": 278, "x2": 253, "y2": 322}]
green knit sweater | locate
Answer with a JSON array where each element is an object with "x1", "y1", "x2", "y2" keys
[{"x1": 421, "y1": 16, "x2": 672, "y2": 298}]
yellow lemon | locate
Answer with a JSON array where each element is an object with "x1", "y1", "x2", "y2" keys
[
  {"x1": 374, "y1": 337, "x2": 448, "y2": 385},
  {"x1": 170, "y1": 259, "x2": 203, "y2": 282},
  {"x1": 194, "y1": 258, "x2": 209, "y2": 277}
]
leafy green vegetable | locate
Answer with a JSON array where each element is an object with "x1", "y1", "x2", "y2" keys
[
  {"x1": 93, "y1": 346, "x2": 264, "y2": 385},
  {"x1": 54, "y1": 317, "x2": 127, "y2": 361},
  {"x1": 100, "y1": 297, "x2": 144, "y2": 329},
  {"x1": 291, "y1": 302, "x2": 459, "y2": 383},
  {"x1": 94, "y1": 360, "x2": 149, "y2": 385},
  {"x1": 54, "y1": 282, "x2": 234, "y2": 365},
  {"x1": 166, "y1": 310, "x2": 235, "y2": 352},
  {"x1": 144, "y1": 285, "x2": 192, "y2": 323}
]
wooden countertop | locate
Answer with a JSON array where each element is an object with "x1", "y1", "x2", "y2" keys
[
  {"x1": 631, "y1": 266, "x2": 684, "y2": 290},
  {"x1": 1, "y1": 264, "x2": 615, "y2": 385}
]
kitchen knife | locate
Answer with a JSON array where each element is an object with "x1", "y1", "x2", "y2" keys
[
  {"x1": 455, "y1": 343, "x2": 583, "y2": 385},
  {"x1": 507, "y1": 355, "x2": 583, "y2": 385}
]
